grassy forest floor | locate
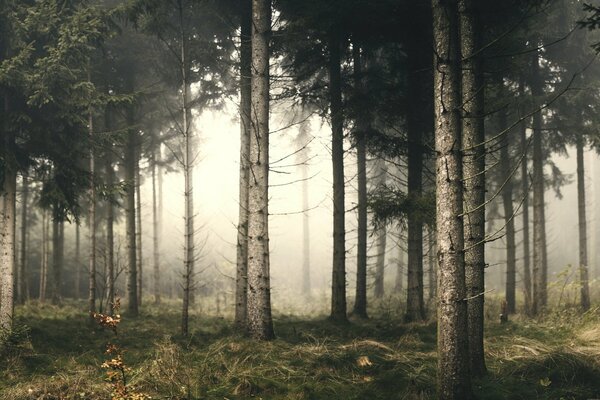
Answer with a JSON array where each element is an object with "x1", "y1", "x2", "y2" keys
[{"x1": 2, "y1": 296, "x2": 600, "y2": 399}]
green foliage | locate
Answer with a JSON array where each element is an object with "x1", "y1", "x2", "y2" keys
[{"x1": 367, "y1": 184, "x2": 435, "y2": 229}]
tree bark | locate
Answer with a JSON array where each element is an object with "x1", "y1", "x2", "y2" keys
[
  {"x1": 235, "y1": 0, "x2": 251, "y2": 329},
  {"x1": 152, "y1": 136, "x2": 161, "y2": 305},
  {"x1": 246, "y1": 0, "x2": 275, "y2": 340},
  {"x1": 519, "y1": 79, "x2": 532, "y2": 316},
  {"x1": 39, "y1": 209, "x2": 48, "y2": 302},
  {"x1": 353, "y1": 45, "x2": 368, "y2": 318},
  {"x1": 299, "y1": 118, "x2": 311, "y2": 296},
  {"x1": 329, "y1": 28, "x2": 347, "y2": 323},
  {"x1": 18, "y1": 173, "x2": 29, "y2": 304},
  {"x1": 180, "y1": 0, "x2": 195, "y2": 335},
  {"x1": 373, "y1": 160, "x2": 387, "y2": 300},
  {"x1": 496, "y1": 85, "x2": 516, "y2": 315},
  {"x1": 136, "y1": 155, "x2": 143, "y2": 307},
  {"x1": 75, "y1": 218, "x2": 81, "y2": 299},
  {"x1": 576, "y1": 134, "x2": 591, "y2": 311},
  {"x1": 0, "y1": 128, "x2": 16, "y2": 334},
  {"x1": 395, "y1": 236, "x2": 404, "y2": 293},
  {"x1": 51, "y1": 208, "x2": 62, "y2": 305},
  {"x1": 105, "y1": 152, "x2": 115, "y2": 315},
  {"x1": 460, "y1": 0, "x2": 487, "y2": 377},
  {"x1": 88, "y1": 104, "x2": 97, "y2": 318},
  {"x1": 125, "y1": 80, "x2": 138, "y2": 317},
  {"x1": 531, "y1": 50, "x2": 547, "y2": 316},
  {"x1": 405, "y1": 38, "x2": 426, "y2": 323},
  {"x1": 432, "y1": 0, "x2": 472, "y2": 397}
]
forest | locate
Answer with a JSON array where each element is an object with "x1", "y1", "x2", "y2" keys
[{"x1": 2, "y1": 0, "x2": 600, "y2": 399}]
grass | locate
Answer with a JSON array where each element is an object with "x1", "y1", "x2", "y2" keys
[{"x1": 1, "y1": 297, "x2": 600, "y2": 399}]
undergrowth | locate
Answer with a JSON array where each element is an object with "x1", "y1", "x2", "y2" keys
[{"x1": 1, "y1": 296, "x2": 599, "y2": 399}]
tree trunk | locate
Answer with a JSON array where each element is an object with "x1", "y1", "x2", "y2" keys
[
  {"x1": 299, "y1": 118, "x2": 311, "y2": 296},
  {"x1": 519, "y1": 79, "x2": 532, "y2": 316},
  {"x1": 576, "y1": 134, "x2": 591, "y2": 311},
  {"x1": 152, "y1": 137, "x2": 161, "y2": 305},
  {"x1": 460, "y1": 0, "x2": 487, "y2": 377},
  {"x1": 106, "y1": 153, "x2": 115, "y2": 315},
  {"x1": 395, "y1": 236, "x2": 404, "y2": 292},
  {"x1": 246, "y1": 0, "x2": 275, "y2": 340},
  {"x1": 235, "y1": 0, "x2": 251, "y2": 329},
  {"x1": 329, "y1": 28, "x2": 347, "y2": 323},
  {"x1": 136, "y1": 156, "x2": 143, "y2": 307},
  {"x1": 405, "y1": 38, "x2": 426, "y2": 323},
  {"x1": 432, "y1": 0, "x2": 472, "y2": 398},
  {"x1": 51, "y1": 208, "x2": 62, "y2": 305},
  {"x1": 18, "y1": 173, "x2": 29, "y2": 304},
  {"x1": 75, "y1": 219, "x2": 81, "y2": 299},
  {"x1": 39, "y1": 209, "x2": 48, "y2": 302},
  {"x1": 0, "y1": 130, "x2": 16, "y2": 334},
  {"x1": 373, "y1": 160, "x2": 387, "y2": 300},
  {"x1": 353, "y1": 45, "x2": 368, "y2": 318},
  {"x1": 180, "y1": 0, "x2": 195, "y2": 335},
  {"x1": 125, "y1": 82, "x2": 138, "y2": 317},
  {"x1": 497, "y1": 86, "x2": 516, "y2": 315},
  {"x1": 88, "y1": 105, "x2": 97, "y2": 318},
  {"x1": 531, "y1": 50, "x2": 547, "y2": 316}
]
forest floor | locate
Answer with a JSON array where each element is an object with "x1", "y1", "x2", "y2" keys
[{"x1": 1, "y1": 297, "x2": 600, "y2": 399}]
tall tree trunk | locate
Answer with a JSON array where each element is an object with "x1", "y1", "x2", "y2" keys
[
  {"x1": 576, "y1": 134, "x2": 591, "y2": 311},
  {"x1": 0, "y1": 128, "x2": 16, "y2": 334},
  {"x1": 329, "y1": 28, "x2": 347, "y2": 323},
  {"x1": 395, "y1": 235, "x2": 404, "y2": 292},
  {"x1": 353, "y1": 45, "x2": 368, "y2": 318},
  {"x1": 152, "y1": 137, "x2": 161, "y2": 305},
  {"x1": 39, "y1": 209, "x2": 48, "y2": 302},
  {"x1": 88, "y1": 104, "x2": 97, "y2": 318},
  {"x1": 180, "y1": 0, "x2": 195, "y2": 335},
  {"x1": 18, "y1": 172, "x2": 29, "y2": 304},
  {"x1": 405, "y1": 39, "x2": 426, "y2": 323},
  {"x1": 136, "y1": 157, "x2": 143, "y2": 307},
  {"x1": 432, "y1": 0, "x2": 472, "y2": 398},
  {"x1": 106, "y1": 153, "x2": 115, "y2": 315},
  {"x1": 235, "y1": 0, "x2": 251, "y2": 328},
  {"x1": 75, "y1": 219, "x2": 81, "y2": 299},
  {"x1": 497, "y1": 85, "x2": 516, "y2": 315},
  {"x1": 51, "y1": 208, "x2": 61, "y2": 305},
  {"x1": 519, "y1": 79, "x2": 532, "y2": 316},
  {"x1": 531, "y1": 50, "x2": 547, "y2": 316},
  {"x1": 125, "y1": 82, "x2": 138, "y2": 317},
  {"x1": 246, "y1": 0, "x2": 275, "y2": 340},
  {"x1": 299, "y1": 118, "x2": 311, "y2": 296},
  {"x1": 460, "y1": 0, "x2": 487, "y2": 377},
  {"x1": 373, "y1": 160, "x2": 387, "y2": 299}
]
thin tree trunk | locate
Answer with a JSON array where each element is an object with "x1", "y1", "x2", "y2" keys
[
  {"x1": 353, "y1": 45, "x2": 368, "y2": 318},
  {"x1": 300, "y1": 119, "x2": 311, "y2": 296},
  {"x1": 18, "y1": 173, "x2": 29, "y2": 304},
  {"x1": 75, "y1": 219, "x2": 81, "y2": 299},
  {"x1": 519, "y1": 79, "x2": 532, "y2": 316},
  {"x1": 460, "y1": 0, "x2": 487, "y2": 377},
  {"x1": 180, "y1": 0, "x2": 195, "y2": 335},
  {"x1": 576, "y1": 134, "x2": 591, "y2": 311},
  {"x1": 235, "y1": 0, "x2": 251, "y2": 328},
  {"x1": 405, "y1": 39, "x2": 425, "y2": 323},
  {"x1": 329, "y1": 28, "x2": 347, "y2": 323},
  {"x1": 432, "y1": 0, "x2": 472, "y2": 398},
  {"x1": 497, "y1": 89, "x2": 516, "y2": 315},
  {"x1": 0, "y1": 131, "x2": 16, "y2": 334},
  {"x1": 246, "y1": 0, "x2": 275, "y2": 340},
  {"x1": 51, "y1": 209, "x2": 61, "y2": 305},
  {"x1": 395, "y1": 236, "x2": 404, "y2": 292},
  {"x1": 152, "y1": 138, "x2": 161, "y2": 305},
  {"x1": 39, "y1": 210, "x2": 48, "y2": 302},
  {"x1": 373, "y1": 160, "x2": 387, "y2": 299},
  {"x1": 125, "y1": 80, "x2": 138, "y2": 317},
  {"x1": 531, "y1": 49, "x2": 547, "y2": 316},
  {"x1": 88, "y1": 104, "x2": 97, "y2": 319},
  {"x1": 106, "y1": 153, "x2": 115, "y2": 315},
  {"x1": 136, "y1": 156, "x2": 143, "y2": 307}
]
